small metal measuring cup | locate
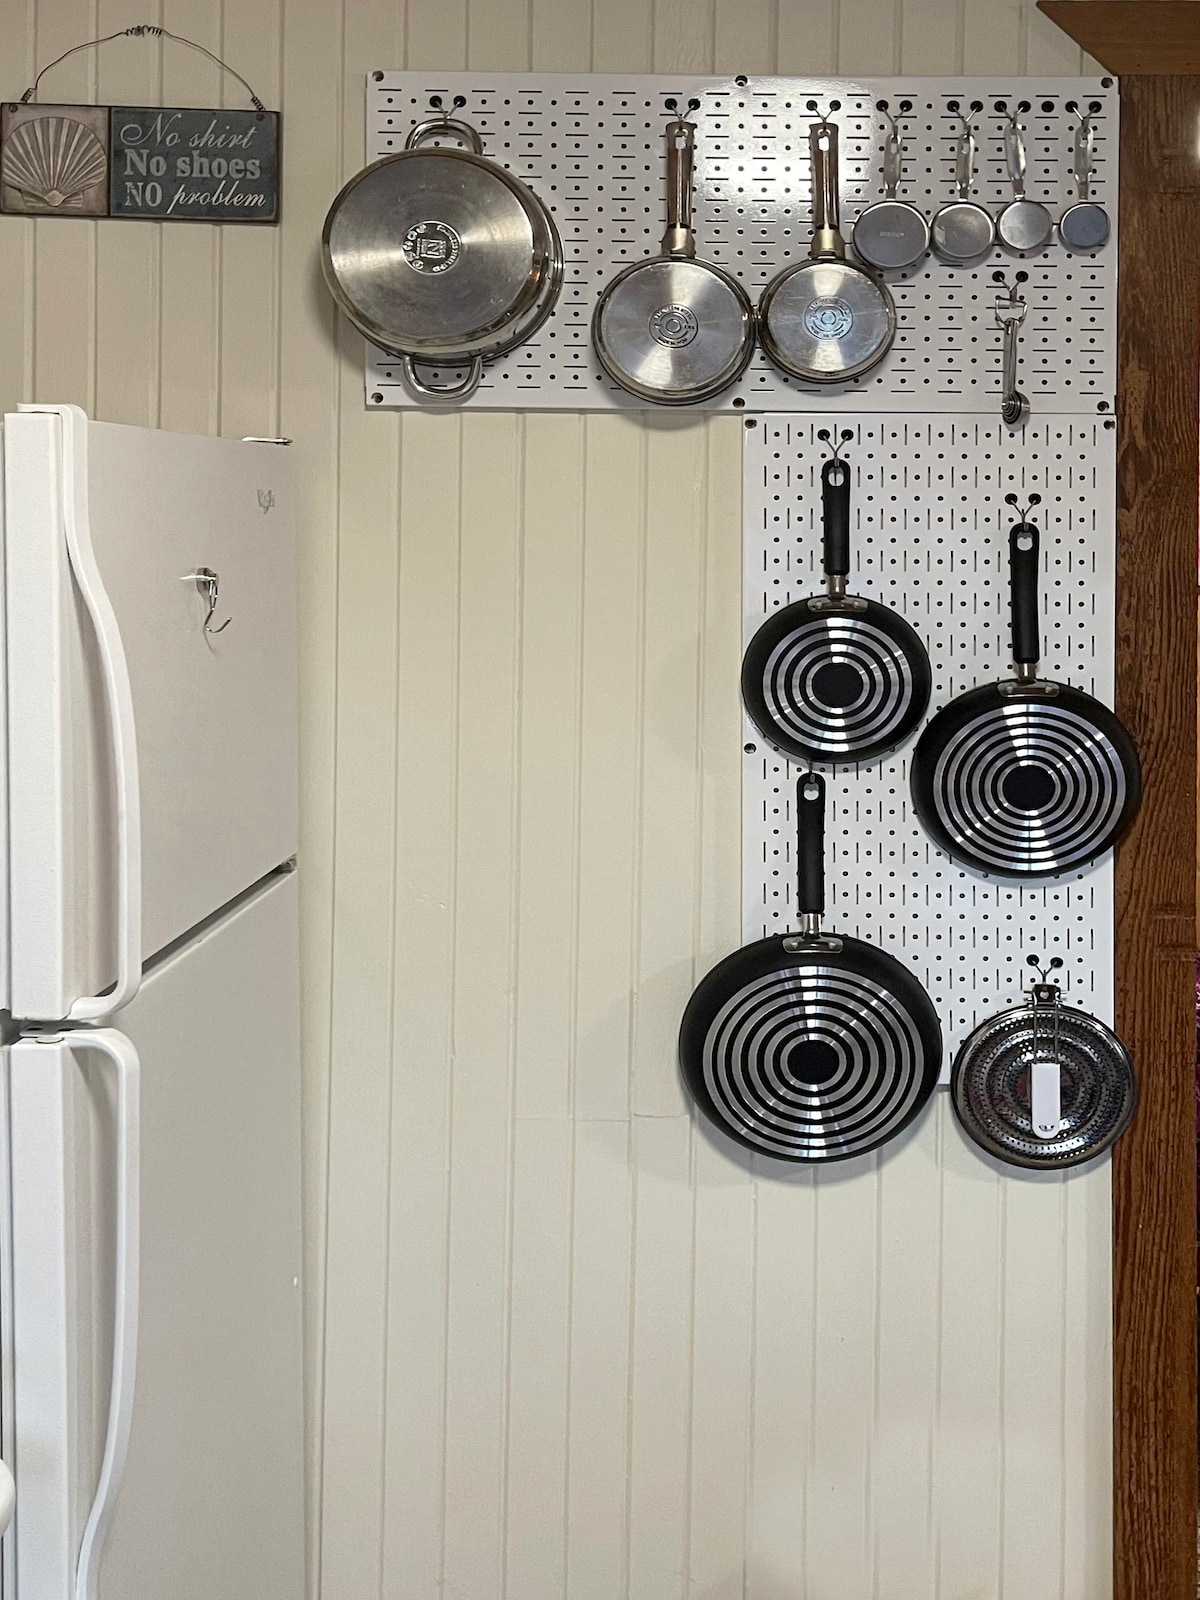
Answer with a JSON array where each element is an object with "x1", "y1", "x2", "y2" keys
[
  {"x1": 930, "y1": 103, "x2": 996, "y2": 264},
  {"x1": 853, "y1": 101, "x2": 930, "y2": 271},
  {"x1": 996, "y1": 104, "x2": 1053, "y2": 253},
  {"x1": 995, "y1": 273, "x2": 1030, "y2": 427},
  {"x1": 1059, "y1": 101, "x2": 1110, "y2": 251}
]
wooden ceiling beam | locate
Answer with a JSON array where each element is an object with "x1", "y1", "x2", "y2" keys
[{"x1": 1038, "y1": 2, "x2": 1200, "y2": 74}]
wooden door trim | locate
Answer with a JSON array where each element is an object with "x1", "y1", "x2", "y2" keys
[{"x1": 1039, "y1": 8, "x2": 1199, "y2": 1593}]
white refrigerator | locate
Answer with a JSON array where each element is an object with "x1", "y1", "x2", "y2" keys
[{"x1": 0, "y1": 404, "x2": 306, "y2": 1599}]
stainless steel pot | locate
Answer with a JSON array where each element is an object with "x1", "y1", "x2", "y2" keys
[{"x1": 321, "y1": 116, "x2": 563, "y2": 403}]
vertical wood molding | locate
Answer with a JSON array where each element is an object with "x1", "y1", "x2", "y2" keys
[{"x1": 1113, "y1": 72, "x2": 1200, "y2": 1600}]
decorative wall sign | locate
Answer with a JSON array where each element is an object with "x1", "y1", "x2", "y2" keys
[
  {"x1": 0, "y1": 23, "x2": 280, "y2": 224},
  {"x1": 109, "y1": 107, "x2": 279, "y2": 222},
  {"x1": 0, "y1": 102, "x2": 109, "y2": 216}
]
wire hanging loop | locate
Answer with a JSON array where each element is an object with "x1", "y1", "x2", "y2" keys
[{"x1": 20, "y1": 24, "x2": 267, "y2": 114}]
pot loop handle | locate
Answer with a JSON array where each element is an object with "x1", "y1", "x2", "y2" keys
[
  {"x1": 405, "y1": 118, "x2": 484, "y2": 155},
  {"x1": 400, "y1": 355, "x2": 483, "y2": 404}
]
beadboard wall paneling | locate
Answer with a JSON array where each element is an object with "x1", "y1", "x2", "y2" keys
[{"x1": 0, "y1": 1, "x2": 1108, "y2": 1597}]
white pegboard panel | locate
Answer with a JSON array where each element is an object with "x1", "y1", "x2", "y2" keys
[
  {"x1": 364, "y1": 73, "x2": 1116, "y2": 413},
  {"x1": 743, "y1": 414, "x2": 1116, "y2": 1079}
]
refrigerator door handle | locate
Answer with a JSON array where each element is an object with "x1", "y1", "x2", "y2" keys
[
  {"x1": 14, "y1": 1028, "x2": 142, "y2": 1600},
  {"x1": 21, "y1": 404, "x2": 143, "y2": 1021},
  {"x1": 52, "y1": 1027, "x2": 142, "y2": 1600},
  {"x1": 67, "y1": 1027, "x2": 141, "y2": 1600}
]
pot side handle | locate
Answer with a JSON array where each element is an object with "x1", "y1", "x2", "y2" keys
[
  {"x1": 405, "y1": 118, "x2": 484, "y2": 155},
  {"x1": 400, "y1": 355, "x2": 484, "y2": 404}
]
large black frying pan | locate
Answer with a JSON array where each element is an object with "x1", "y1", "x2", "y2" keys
[
  {"x1": 911, "y1": 499, "x2": 1141, "y2": 878},
  {"x1": 679, "y1": 773, "x2": 941, "y2": 1162},
  {"x1": 741, "y1": 442, "x2": 931, "y2": 765}
]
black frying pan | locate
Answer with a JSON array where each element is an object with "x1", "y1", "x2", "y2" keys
[
  {"x1": 741, "y1": 445, "x2": 931, "y2": 765},
  {"x1": 911, "y1": 499, "x2": 1141, "y2": 878},
  {"x1": 679, "y1": 773, "x2": 941, "y2": 1163}
]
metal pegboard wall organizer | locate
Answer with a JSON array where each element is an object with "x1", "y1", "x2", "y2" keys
[
  {"x1": 743, "y1": 414, "x2": 1116, "y2": 1078},
  {"x1": 364, "y1": 73, "x2": 1116, "y2": 413}
]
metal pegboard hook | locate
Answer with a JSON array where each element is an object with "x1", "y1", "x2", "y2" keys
[
  {"x1": 1004, "y1": 490, "x2": 1042, "y2": 524},
  {"x1": 946, "y1": 102, "x2": 979, "y2": 142},
  {"x1": 993, "y1": 269, "x2": 1029, "y2": 304},
  {"x1": 805, "y1": 97, "x2": 840, "y2": 129},
  {"x1": 1025, "y1": 952, "x2": 1065, "y2": 988},
  {"x1": 816, "y1": 426, "x2": 854, "y2": 468}
]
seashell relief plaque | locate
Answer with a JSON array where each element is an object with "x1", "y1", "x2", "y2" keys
[
  {"x1": 0, "y1": 103, "x2": 109, "y2": 216},
  {"x1": 0, "y1": 101, "x2": 279, "y2": 223}
]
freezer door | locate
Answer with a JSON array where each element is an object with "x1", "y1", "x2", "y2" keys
[
  {"x1": 4, "y1": 405, "x2": 297, "y2": 1021},
  {"x1": 3, "y1": 871, "x2": 305, "y2": 1600}
]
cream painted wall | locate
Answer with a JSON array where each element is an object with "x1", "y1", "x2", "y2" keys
[{"x1": 0, "y1": 2, "x2": 1110, "y2": 1597}]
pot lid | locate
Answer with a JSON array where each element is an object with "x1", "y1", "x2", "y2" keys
[{"x1": 323, "y1": 149, "x2": 551, "y2": 356}]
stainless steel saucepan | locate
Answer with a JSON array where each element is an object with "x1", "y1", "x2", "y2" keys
[{"x1": 322, "y1": 115, "x2": 563, "y2": 404}]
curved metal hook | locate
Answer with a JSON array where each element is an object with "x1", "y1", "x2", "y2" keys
[{"x1": 183, "y1": 567, "x2": 232, "y2": 635}]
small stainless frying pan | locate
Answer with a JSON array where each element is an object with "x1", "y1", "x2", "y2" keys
[
  {"x1": 759, "y1": 118, "x2": 896, "y2": 385},
  {"x1": 592, "y1": 115, "x2": 754, "y2": 405},
  {"x1": 952, "y1": 956, "x2": 1137, "y2": 1169}
]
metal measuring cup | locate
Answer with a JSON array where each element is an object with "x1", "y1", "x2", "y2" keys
[
  {"x1": 996, "y1": 105, "x2": 1053, "y2": 252},
  {"x1": 930, "y1": 104, "x2": 996, "y2": 264},
  {"x1": 1059, "y1": 102, "x2": 1110, "y2": 250}
]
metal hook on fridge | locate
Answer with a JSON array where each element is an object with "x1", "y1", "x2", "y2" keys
[{"x1": 183, "y1": 567, "x2": 232, "y2": 635}]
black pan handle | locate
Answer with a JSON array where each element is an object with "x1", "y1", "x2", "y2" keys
[
  {"x1": 1009, "y1": 518, "x2": 1041, "y2": 670},
  {"x1": 821, "y1": 458, "x2": 851, "y2": 578},
  {"x1": 796, "y1": 773, "x2": 825, "y2": 919}
]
